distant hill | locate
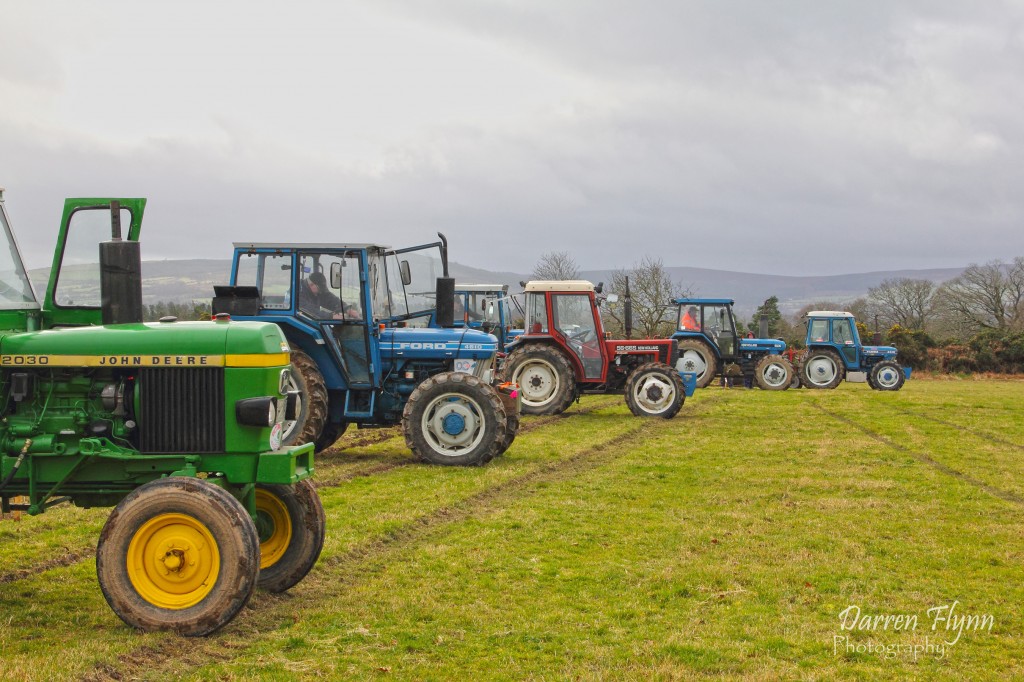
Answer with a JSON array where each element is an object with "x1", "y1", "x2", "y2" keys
[
  {"x1": 577, "y1": 266, "x2": 966, "y2": 318},
  {"x1": 28, "y1": 259, "x2": 966, "y2": 319}
]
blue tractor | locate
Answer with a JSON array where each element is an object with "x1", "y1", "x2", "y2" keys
[
  {"x1": 798, "y1": 311, "x2": 908, "y2": 390},
  {"x1": 672, "y1": 298, "x2": 794, "y2": 390},
  {"x1": 213, "y1": 235, "x2": 519, "y2": 466}
]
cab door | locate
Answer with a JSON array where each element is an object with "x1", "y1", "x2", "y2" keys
[
  {"x1": 42, "y1": 199, "x2": 145, "y2": 328},
  {"x1": 832, "y1": 318, "x2": 859, "y2": 367}
]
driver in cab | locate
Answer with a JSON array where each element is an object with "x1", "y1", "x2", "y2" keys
[{"x1": 301, "y1": 272, "x2": 359, "y2": 320}]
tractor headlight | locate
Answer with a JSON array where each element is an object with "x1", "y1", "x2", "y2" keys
[{"x1": 236, "y1": 396, "x2": 277, "y2": 427}]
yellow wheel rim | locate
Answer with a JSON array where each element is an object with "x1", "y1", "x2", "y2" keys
[
  {"x1": 126, "y1": 513, "x2": 220, "y2": 610},
  {"x1": 255, "y1": 488, "x2": 292, "y2": 570}
]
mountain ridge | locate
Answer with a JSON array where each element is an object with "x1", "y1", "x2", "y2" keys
[{"x1": 27, "y1": 260, "x2": 966, "y2": 319}]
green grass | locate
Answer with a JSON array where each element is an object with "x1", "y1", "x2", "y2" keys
[{"x1": 2, "y1": 380, "x2": 1023, "y2": 680}]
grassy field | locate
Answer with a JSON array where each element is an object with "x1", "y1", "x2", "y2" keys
[{"x1": 1, "y1": 379, "x2": 1023, "y2": 680}]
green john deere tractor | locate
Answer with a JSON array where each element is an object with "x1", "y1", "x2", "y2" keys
[{"x1": 0, "y1": 193, "x2": 321, "y2": 636}]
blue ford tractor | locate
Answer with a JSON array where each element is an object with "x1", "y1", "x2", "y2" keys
[
  {"x1": 798, "y1": 311, "x2": 908, "y2": 390},
  {"x1": 213, "y1": 236, "x2": 519, "y2": 466},
  {"x1": 672, "y1": 298, "x2": 794, "y2": 390}
]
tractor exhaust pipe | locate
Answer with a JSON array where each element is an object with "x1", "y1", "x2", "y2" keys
[
  {"x1": 759, "y1": 315, "x2": 769, "y2": 339},
  {"x1": 99, "y1": 200, "x2": 144, "y2": 325},
  {"x1": 624, "y1": 277, "x2": 633, "y2": 340},
  {"x1": 434, "y1": 232, "x2": 455, "y2": 327}
]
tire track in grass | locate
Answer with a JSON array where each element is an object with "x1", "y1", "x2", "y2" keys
[
  {"x1": 83, "y1": 397, "x2": 712, "y2": 682},
  {"x1": 890, "y1": 405, "x2": 1024, "y2": 452},
  {"x1": 1, "y1": 398, "x2": 623, "y2": 587},
  {"x1": 811, "y1": 403, "x2": 1024, "y2": 506}
]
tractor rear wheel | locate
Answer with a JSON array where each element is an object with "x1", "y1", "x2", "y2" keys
[
  {"x1": 255, "y1": 480, "x2": 326, "y2": 593},
  {"x1": 403, "y1": 372, "x2": 507, "y2": 466},
  {"x1": 870, "y1": 361, "x2": 906, "y2": 391},
  {"x1": 624, "y1": 363, "x2": 686, "y2": 418},
  {"x1": 314, "y1": 421, "x2": 349, "y2": 453},
  {"x1": 754, "y1": 355, "x2": 794, "y2": 391},
  {"x1": 282, "y1": 349, "x2": 328, "y2": 449},
  {"x1": 675, "y1": 339, "x2": 718, "y2": 389},
  {"x1": 96, "y1": 477, "x2": 259, "y2": 636},
  {"x1": 803, "y1": 350, "x2": 843, "y2": 389},
  {"x1": 503, "y1": 344, "x2": 576, "y2": 416}
]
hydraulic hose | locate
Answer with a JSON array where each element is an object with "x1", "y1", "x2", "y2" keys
[{"x1": 0, "y1": 439, "x2": 32, "y2": 492}]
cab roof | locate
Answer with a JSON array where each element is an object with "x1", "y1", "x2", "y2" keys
[
  {"x1": 232, "y1": 242, "x2": 385, "y2": 251},
  {"x1": 456, "y1": 284, "x2": 509, "y2": 293},
  {"x1": 674, "y1": 298, "x2": 735, "y2": 306},
  {"x1": 525, "y1": 280, "x2": 595, "y2": 293},
  {"x1": 805, "y1": 310, "x2": 855, "y2": 318}
]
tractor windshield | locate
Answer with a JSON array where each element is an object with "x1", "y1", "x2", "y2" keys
[
  {"x1": 0, "y1": 205, "x2": 37, "y2": 309},
  {"x1": 385, "y1": 243, "x2": 445, "y2": 321}
]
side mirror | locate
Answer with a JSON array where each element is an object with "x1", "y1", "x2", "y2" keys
[
  {"x1": 330, "y1": 262, "x2": 342, "y2": 289},
  {"x1": 400, "y1": 260, "x2": 412, "y2": 286},
  {"x1": 606, "y1": 294, "x2": 619, "y2": 303}
]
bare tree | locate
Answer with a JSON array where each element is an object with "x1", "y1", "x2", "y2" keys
[
  {"x1": 531, "y1": 251, "x2": 579, "y2": 281},
  {"x1": 934, "y1": 258, "x2": 1024, "y2": 335},
  {"x1": 605, "y1": 256, "x2": 688, "y2": 338},
  {"x1": 868, "y1": 278, "x2": 936, "y2": 330}
]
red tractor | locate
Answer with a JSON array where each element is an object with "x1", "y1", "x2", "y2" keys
[{"x1": 499, "y1": 281, "x2": 692, "y2": 418}]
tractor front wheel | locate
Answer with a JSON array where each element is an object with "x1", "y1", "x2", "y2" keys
[
  {"x1": 675, "y1": 339, "x2": 718, "y2": 389},
  {"x1": 96, "y1": 477, "x2": 260, "y2": 636},
  {"x1": 870, "y1": 361, "x2": 906, "y2": 391},
  {"x1": 803, "y1": 350, "x2": 843, "y2": 389},
  {"x1": 255, "y1": 480, "x2": 326, "y2": 593},
  {"x1": 282, "y1": 349, "x2": 329, "y2": 450},
  {"x1": 754, "y1": 355, "x2": 794, "y2": 391},
  {"x1": 503, "y1": 345, "x2": 576, "y2": 416},
  {"x1": 403, "y1": 372, "x2": 507, "y2": 466},
  {"x1": 624, "y1": 363, "x2": 686, "y2": 418}
]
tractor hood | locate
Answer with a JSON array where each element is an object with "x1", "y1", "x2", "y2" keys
[
  {"x1": 0, "y1": 320, "x2": 291, "y2": 367},
  {"x1": 380, "y1": 326, "x2": 498, "y2": 362},
  {"x1": 860, "y1": 344, "x2": 899, "y2": 359},
  {"x1": 739, "y1": 337, "x2": 786, "y2": 353}
]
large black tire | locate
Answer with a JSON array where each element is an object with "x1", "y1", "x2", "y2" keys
[
  {"x1": 754, "y1": 355, "x2": 794, "y2": 391},
  {"x1": 402, "y1": 372, "x2": 507, "y2": 466},
  {"x1": 314, "y1": 421, "x2": 349, "y2": 453},
  {"x1": 870, "y1": 361, "x2": 906, "y2": 391},
  {"x1": 675, "y1": 339, "x2": 718, "y2": 389},
  {"x1": 502, "y1": 344, "x2": 576, "y2": 416},
  {"x1": 282, "y1": 349, "x2": 328, "y2": 448},
  {"x1": 495, "y1": 412, "x2": 519, "y2": 456},
  {"x1": 255, "y1": 480, "x2": 326, "y2": 593},
  {"x1": 624, "y1": 362, "x2": 686, "y2": 418},
  {"x1": 96, "y1": 478, "x2": 260, "y2": 636},
  {"x1": 803, "y1": 349, "x2": 844, "y2": 389}
]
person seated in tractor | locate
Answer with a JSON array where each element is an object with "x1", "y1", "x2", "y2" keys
[
  {"x1": 680, "y1": 306, "x2": 700, "y2": 331},
  {"x1": 301, "y1": 272, "x2": 360, "y2": 320}
]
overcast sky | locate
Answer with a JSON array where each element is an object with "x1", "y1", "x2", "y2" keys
[{"x1": 3, "y1": 1, "x2": 1022, "y2": 276}]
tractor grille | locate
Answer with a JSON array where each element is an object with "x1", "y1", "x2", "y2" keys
[{"x1": 139, "y1": 368, "x2": 226, "y2": 453}]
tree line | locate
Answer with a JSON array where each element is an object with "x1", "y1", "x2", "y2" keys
[{"x1": 531, "y1": 252, "x2": 1024, "y2": 374}]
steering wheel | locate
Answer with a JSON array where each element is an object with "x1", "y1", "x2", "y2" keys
[{"x1": 569, "y1": 328, "x2": 595, "y2": 343}]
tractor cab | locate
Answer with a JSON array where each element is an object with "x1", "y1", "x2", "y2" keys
[
  {"x1": 520, "y1": 281, "x2": 608, "y2": 380},
  {"x1": 222, "y1": 238, "x2": 450, "y2": 391},
  {"x1": 675, "y1": 298, "x2": 741, "y2": 359},
  {"x1": 452, "y1": 283, "x2": 514, "y2": 350}
]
